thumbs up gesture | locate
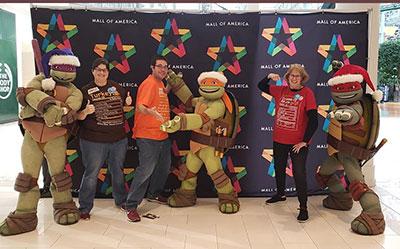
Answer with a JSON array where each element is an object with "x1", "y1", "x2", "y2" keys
[
  {"x1": 125, "y1": 91, "x2": 132, "y2": 106},
  {"x1": 84, "y1": 100, "x2": 95, "y2": 115}
]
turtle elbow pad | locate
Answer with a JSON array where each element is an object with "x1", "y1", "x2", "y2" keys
[
  {"x1": 16, "y1": 88, "x2": 35, "y2": 107},
  {"x1": 37, "y1": 96, "x2": 58, "y2": 114}
]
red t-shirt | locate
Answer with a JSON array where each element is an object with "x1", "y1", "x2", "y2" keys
[
  {"x1": 133, "y1": 75, "x2": 170, "y2": 141},
  {"x1": 270, "y1": 86, "x2": 317, "y2": 145}
]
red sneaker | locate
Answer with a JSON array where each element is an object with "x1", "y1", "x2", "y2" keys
[
  {"x1": 127, "y1": 209, "x2": 141, "y2": 222},
  {"x1": 80, "y1": 212, "x2": 90, "y2": 220}
]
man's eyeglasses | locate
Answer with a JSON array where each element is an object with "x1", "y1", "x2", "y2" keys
[
  {"x1": 154, "y1": 64, "x2": 169, "y2": 70},
  {"x1": 94, "y1": 67, "x2": 109, "y2": 73}
]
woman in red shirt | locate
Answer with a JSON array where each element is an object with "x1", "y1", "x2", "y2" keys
[{"x1": 258, "y1": 64, "x2": 318, "y2": 222}]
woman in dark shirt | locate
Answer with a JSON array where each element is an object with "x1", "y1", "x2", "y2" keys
[{"x1": 258, "y1": 64, "x2": 318, "y2": 222}]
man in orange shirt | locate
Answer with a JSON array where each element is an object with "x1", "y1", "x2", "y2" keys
[{"x1": 125, "y1": 56, "x2": 171, "y2": 222}]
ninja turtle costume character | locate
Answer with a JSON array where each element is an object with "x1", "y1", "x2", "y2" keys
[
  {"x1": 0, "y1": 49, "x2": 83, "y2": 236},
  {"x1": 161, "y1": 70, "x2": 240, "y2": 214},
  {"x1": 316, "y1": 64, "x2": 386, "y2": 235}
]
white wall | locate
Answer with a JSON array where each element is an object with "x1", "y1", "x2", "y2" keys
[{"x1": 0, "y1": 3, "x2": 34, "y2": 87}]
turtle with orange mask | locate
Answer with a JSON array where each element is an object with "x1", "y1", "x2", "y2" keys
[{"x1": 161, "y1": 70, "x2": 240, "y2": 214}]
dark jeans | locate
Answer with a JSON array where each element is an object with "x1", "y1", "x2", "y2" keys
[
  {"x1": 78, "y1": 138, "x2": 128, "y2": 213},
  {"x1": 126, "y1": 138, "x2": 171, "y2": 210},
  {"x1": 273, "y1": 141, "x2": 309, "y2": 208}
]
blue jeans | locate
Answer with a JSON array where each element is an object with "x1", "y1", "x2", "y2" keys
[
  {"x1": 78, "y1": 138, "x2": 128, "y2": 213},
  {"x1": 126, "y1": 138, "x2": 171, "y2": 210}
]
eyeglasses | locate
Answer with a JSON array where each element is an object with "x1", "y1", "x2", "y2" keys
[
  {"x1": 289, "y1": 74, "x2": 302, "y2": 78},
  {"x1": 154, "y1": 64, "x2": 169, "y2": 70},
  {"x1": 94, "y1": 67, "x2": 109, "y2": 73}
]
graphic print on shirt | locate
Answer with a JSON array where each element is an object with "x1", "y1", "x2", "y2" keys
[
  {"x1": 88, "y1": 86, "x2": 124, "y2": 126},
  {"x1": 158, "y1": 87, "x2": 170, "y2": 121},
  {"x1": 276, "y1": 94, "x2": 303, "y2": 131}
]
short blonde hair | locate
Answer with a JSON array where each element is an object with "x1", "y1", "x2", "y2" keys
[{"x1": 284, "y1": 64, "x2": 310, "y2": 85}]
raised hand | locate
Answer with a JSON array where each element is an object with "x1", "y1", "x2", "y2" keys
[
  {"x1": 84, "y1": 100, "x2": 95, "y2": 115},
  {"x1": 268, "y1": 73, "x2": 281, "y2": 82}
]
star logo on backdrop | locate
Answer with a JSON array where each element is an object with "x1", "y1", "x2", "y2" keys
[
  {"x1": 207, "y1": 35, "x2": 247, "y2": 75},
  {"x1": 37, "y1": 13, "x2": 78, "y2": 53},
  {"x1": 262, "y1": 17, "x2": 302, "y2": 57},
  {"x1": 318, "y1": 34, "x2": 357, "y2": 73},
  {"x1": 262, "y1": 149, "x2": 293, "y2": 177},
  {"x1": 93, "y1": 34, "x2": 136, "y2": 74},
  {"x1": 260, "y1": 79, "x2": 288, "y2": 117},
  {"x1": 317, "y1": 100, "x2": 335, "y2": 133},
  {"x1": 151, "y1": 18, "x2": 192, "y2": 58}
]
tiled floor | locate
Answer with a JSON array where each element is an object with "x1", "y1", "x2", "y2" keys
[
  {"x1": 0, "y1": 191, "x2": 399, "y2": 249},
  {"x1": 0, "y1": 102, "x2": 399, "y2": 249}
]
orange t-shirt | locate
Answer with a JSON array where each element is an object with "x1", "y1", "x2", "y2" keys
[{"x1": 133, "y1": 75, "x2": 170, "y2": 140}]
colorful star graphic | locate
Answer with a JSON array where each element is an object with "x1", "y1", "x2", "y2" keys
[
  {"x1": 318, "y1": 34, "x2": 357, "y2": 73},
  {"x1": 260, "y1": 79, "x2": 288, "y2": 116},
  {"x1": 151, "y1": 18, "x2": 192, "y2": 58},
  {"x1": 207, "y1": 35, "x2": 247, "y2": 75},
  {"x1": 94, "y1": 34, "x2": 136, "y2": 74},
  {"x1": 37, "y1": 14, "x2": 78, "y2": 53},
  {"x1": 262, "y1": 17, "x2": 302, "y2": 57},
  {"x1": 318, "y1": 100, "x2": 335, "y2": 133},
  {"x1": 262, "y1": 149, "x2": 293, "y2": 177}
]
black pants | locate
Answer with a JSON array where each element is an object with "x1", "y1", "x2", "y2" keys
[
  {"x1": 273, "y1": 141, "x2": 309, "y2": 208},
  {"x1": 41, "y1": 159, "x2": 51, "y2": 188}
]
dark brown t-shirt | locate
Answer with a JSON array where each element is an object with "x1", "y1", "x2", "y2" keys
[{"x1": 79, "y1": 80, "x2": 127, "y2": 143}]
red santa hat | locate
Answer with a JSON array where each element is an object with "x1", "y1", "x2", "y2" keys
[{"x1": 327, "y1": 64, "x2": 383, "y2": 102}]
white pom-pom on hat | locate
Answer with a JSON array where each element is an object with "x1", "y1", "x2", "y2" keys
[
  {"x1": 372, "y1": 90, "x2": 383, "y2": 102},
  {"x1": 42, "y1": 78, "x2": 56, "y2": 91}
]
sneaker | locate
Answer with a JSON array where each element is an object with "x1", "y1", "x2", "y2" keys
[
  {"x1": 297, "y1": 208, "x2": 309, "y2": 223},
  {"x1": 127, "y1": 209, "x2": 141, "y2": 222},
  {"x1": 118, "y1": 203, "x2": 128, "y2": 212},
  {"x1": 146, "y1": 195, "x2": 168, "y2": 205},
  {"x1": 80, "y1": 212, "x2": 90, "y2": 220},
  {"x1": 265, "y1": 195, "x2": 287, "y2": 204}
]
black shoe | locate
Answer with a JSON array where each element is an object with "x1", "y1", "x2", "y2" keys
[
  {"x1": 40, "y1": 187, "x2": 52, "y2": 198},
  {"x1": 265, "y1": 195, "x2": 286, "y2": 204},
  {"x1": 146, "y1": 195, "x2": 168, "y2": 205},
  {"x1": 297, "y1": 208, "x2": 309, "y2": 222}
]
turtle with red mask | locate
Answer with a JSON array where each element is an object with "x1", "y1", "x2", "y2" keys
[
  {"x1": 316, "y1": 64, "x2": 386, "y2": 235},
  {"x1": 0, "y1": 49, "x2": 83, "y2": 236}
]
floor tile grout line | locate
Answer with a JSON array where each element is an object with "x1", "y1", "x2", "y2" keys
[
  {"x1": 311, "y1": 202, "x2": 354, "y2": 249},
  {"x1": 240, "y1": 214, "x2": 253, "y2": 249}
]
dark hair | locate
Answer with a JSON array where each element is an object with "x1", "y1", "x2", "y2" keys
[
  {"x1": 150, "y1": 55, "x2": 168, "y2": 66},
  {"x1": 91, "y1": 58, "x2": 109, "y2": 71}
]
